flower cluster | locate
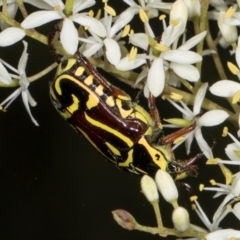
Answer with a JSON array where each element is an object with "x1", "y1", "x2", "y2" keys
[{"x1": 0, "y1": 0, "x2": 240, "y2": 239}]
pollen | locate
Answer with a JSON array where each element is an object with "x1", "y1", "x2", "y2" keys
[
  {"x1": 210, "y1": 179, "x2": 216, "y2": 185},
  {"x1": 102, "y1": 0, "x2": 108, "y2": 3},
  {"x1": 225, "y1": 6, "x2": 235, "y2": 18},
  {"x1": 191, "y1": 204, "x2": 196, "y2": 210},
  {"x1": 222, "y1": 126, "x2": 228, "y2": 137},
  {"x1": 169, "y1": 92, "x2": 183, "y2": 101},
  {"x1": 154, "y1": 43, "x2": 168, "y2": 52},
  {"x1": 199, "y1": 184, "x2": 204, "y2": 191},
  {"x1": 95, "y1": 9, "x2": 101, "y2": 19},
  {"x1": 88, "y1": 10, "x2": 94, "y2": 17},
  {"x1": 128, "y1": 47, "x2": 137, "y2": 61},
  {"x1": 104, "y1": 5, "x2": 116, "y2": 16},
  {"x1": 159, "y1": 14, "x2": 166, "y2": 20},
  {"x1": 130, "y1": 29, "x2": 134, "y2": 35},
  {"x1": 122, "y1": 24, "x2": 130, "y2": 37},
  {"x1": 227, "y1": 61, "x2": 239, "y2": 75},
  {"x1": 232, "y1": 90, "x2": 240, "y2": 104},
  {"x1": 139, "y1": 8, "x2": 149, "y2": 23},
  {"x1": 206, "y1": 158, "x2": 220, "y2": 165},
  {"x1": 190, "y1": 196, "x2": 197, "y2": 202}
]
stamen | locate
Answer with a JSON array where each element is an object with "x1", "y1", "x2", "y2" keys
[
  {"x1": 155, "y1": 43, "x2": 168, "y2": 52},
  {"x1": 159, "y1": 14, "x2": 166, "y2": 20},
  {"x1": 104, "y1": 5, "x2": 116, "y2": 16},
  {"x1": 225, "y1": 6, "x2": 235, "y2": 18},
  {"x1": 222, "y1": 126, "x2": 228, "y2": 137},
  {"x1": 128, "y1": 47, "x2": 137, "y2": 61},
  {"x1": 227, "y1": 61, "x2": 239, "y2": 75},
  {"x1": 122, "y1": 25, "x2": 130, "y2": 37},
  {"x1": 139, "y1": 8, "x2": 149, "y2": 23},
  {"x1": 232, "y1": 90, "x2": 240, "y2": 104}
]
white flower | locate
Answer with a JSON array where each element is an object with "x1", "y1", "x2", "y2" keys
[
  {"x1": 191, "y1": 195, "x2": 235, "y2": 233},
  {"x1": 206, "y1": 229, "x2": 240, "y2": 240},
  {"x1": 0, "y1": 0, "x2": 51, "y2": 30},
  {"x1": 169, "y1": 0, "x2": 188, "y2": 36},
  {"x1": 21, "y1": 0, "x2": 105, "y2": 55},
  {"x1": 117, "y1": 31, "x2": 205, "y2": 97},
  {"x1": 210, "y1": 35, "x2": 240, "y2": 102},
  {"x1": 183, "y1": 0, "x2": 201, "y2": 19},
  {"x1": 123, "y1": 0, "x2": 172, "y2": 36},
  {"x1": 0, "y1": 27, "x2": 25, "y2": 46},
  {"x1": 202, "y1": 172, "x2": 240, "y2": 227},
  {"x1": 166, "y1": 83, "x2": 229, "y2": 159},
  {"x1": 218, "y1": 9, "x2": 238, "y2": 44},
  {"x1": 0, "y1": 41, "x2": 38, "y2": 126},
  {"x1": 80, "y1": 3, "x2": 137, "y2": 65}
]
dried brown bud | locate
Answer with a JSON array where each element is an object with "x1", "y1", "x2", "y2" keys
[{"x1": 112, "y1": 209, "x2": 136, "y2": 230}]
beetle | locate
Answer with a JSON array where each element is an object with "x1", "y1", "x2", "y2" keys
[{"x1": 49, "y1": 52, "x2": 200, "y2": 179}]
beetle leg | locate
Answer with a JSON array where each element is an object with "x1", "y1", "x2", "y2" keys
[
  {"x1": 148, "y1": 93, "x2": 162, "y2": 129},
  {"x1": 160, "y1": 121, "x2": 197, "y2": 145}
]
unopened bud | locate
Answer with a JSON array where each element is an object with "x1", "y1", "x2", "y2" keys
[
  {"x1": 141, "y1": 175, "x2": 159, "y2": 203},
  {"x1": 155, "y1": 170, "x2": 178, "y2": 206},
  {"x1": 112, "y1": 209, "x2": 136, "y2": 230},
  {"x1": 172, "y1": 206, "x2": 190, "y2": 232}
]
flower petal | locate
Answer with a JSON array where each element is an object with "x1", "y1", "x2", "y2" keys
[
  {"x1": 161, "y1": 50, "x2": 202, "y2": 64},
  {"x1": 21, "y1": 11, "x2": 62, "y2": 29},
  {"x1": 210, "y1": 80, "x2": 240, "y2": 97},
  {"x1": 116, "y1": 56, "x2": 145, "y2": 71},
  {"x1": 178, "y1": 31, "x2": 206, "y2": 50},
  {"x1": 193, "y1": 83, "x2": 208, "y2": 115},
  {"x1": 198, "y1": 110, "x2": 229, "y2": 127},
  {"x1": 104, "y1": 38, "x2": 121, "y2": 65},
  {"x1": 195, "y1": 127, "x2": 213, "y2": 159},
  {"x1": 0, "y1": 62, "x2": 12, "y2": 84},
  {"x1": 72, "y1": 14, "x2": 106, "y2": 37},
  {"x1": 0, "y1": 27, "x2": 25, "y2": 46},
  {"x1": 170, "y1": 62, "x2": 200, "y2": 82},
  {"x1": 147, "y1": 58, "x2": 165, "y2": 97},
  {"x1": 73, "y1": 0, "x2": 96, "y2": 13},
  {"x1": 129, "y1": 33, "x2": 149, "y2": 51},
  {"x1": 109, "y1": 7, "x2": 138, "y2": 38},
  {"x1": 22, "y1": 90, "x2": 39, "y2": 126},
  {"x1": 60, "y1": 18, "x2": 78, "y2": 55},
  {"x1": 82, "y1": 42, "x2": 103, "y2": 57}
]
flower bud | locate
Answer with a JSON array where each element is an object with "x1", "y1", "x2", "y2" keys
[
  {"x1": 141, "y1": 175, "x2": 159, "y2": 203},
  {"x1": 170, "y1": 0, "x2": 188, "y2": 35},
  {"x1": 218, "y1": 11, "x2": 238, "y2": 44},
  {"x1": 112, "y1": 209, "x2": 136, "y2": 230},
  {"x1": 172, "y1": 206, "x2": 190, "y2": 232},
  {"x1": 183, "y1": 0, "x2": 201, "y2": 18},
  {"x1": 155, "y1": 170, "x2": 178, "y2": 206}
]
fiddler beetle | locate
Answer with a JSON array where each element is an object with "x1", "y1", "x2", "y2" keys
[{"x1": 49, "y1": 51, "x2": 202, "y2": 179}]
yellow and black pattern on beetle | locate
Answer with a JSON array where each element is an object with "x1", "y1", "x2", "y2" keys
[{"x1": 49, "y1": 57, "x2": 173, "y2": 176}]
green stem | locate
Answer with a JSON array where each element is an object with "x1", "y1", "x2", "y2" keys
[
  {"x1": 152, "y1": 201, "x2": 163, "y2": 228},
  {"x1": 134, "y1": 221, "x2": 207, "y2": 238},
  {"x1": 16, "y1": 0, "x2": 28, "y2": 18}
]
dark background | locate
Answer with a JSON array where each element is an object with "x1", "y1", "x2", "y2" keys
[{"x1": 0, "y1": 1, "x2": 239, "y2": 240}]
